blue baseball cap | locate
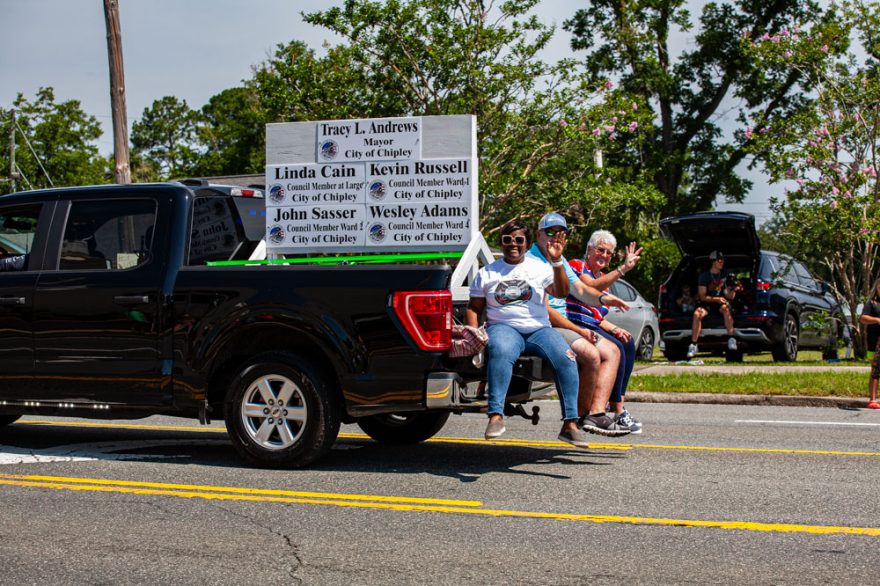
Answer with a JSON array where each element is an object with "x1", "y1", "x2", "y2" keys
[{"x1": 538, "y1": 212, "x2": 569, "y2": 232}]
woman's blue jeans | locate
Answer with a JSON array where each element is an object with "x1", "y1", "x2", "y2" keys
[
  {"x1": 486, "y1": 323, "x2": 579, "y2": 420},
  {"x1": 582, "y1": 321, "x2": 636, "y2": 403}
]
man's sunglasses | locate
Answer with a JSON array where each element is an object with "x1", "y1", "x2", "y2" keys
[
  {"x1": 543, "y1": 228, "x2": 568, "y2": 238},
  {"x1": 501, "y1": 235, "x2": 527, "y2": 246}
]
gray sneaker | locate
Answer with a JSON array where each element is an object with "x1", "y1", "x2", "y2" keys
[
  {"x1": 579, "y1": 414, "x2": 632, "y2": 437},
  {"x1": 614, "y1": 409, "x2": 643, "y2": 434},
  {"x1": 484, "y1": 418, "x2": 506, "y2": 440},
  {"x1": 686, "y1": 343, "x2": 698, "y2": 359},
  {"x1": 558, "y1": 427, "x2": 591, "y2": 448}
]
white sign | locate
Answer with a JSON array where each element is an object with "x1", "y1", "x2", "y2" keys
[
  {"x1": 266, "y1": 163, "x2": 367, "y2": 206},
  {"x1": 265, "y1": 115, "x2": 477, "y2": 254},
  {"x1": 316, "y1": 117, "x2": 421, "y2": 163}
]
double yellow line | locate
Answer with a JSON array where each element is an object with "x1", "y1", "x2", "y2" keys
[{"x1": 2, "y1": 473, "x2": 879, "y2": 537}]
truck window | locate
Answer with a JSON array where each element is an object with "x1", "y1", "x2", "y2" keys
[
  {"x1": 188, "y1": 196, "x2": 255, "y2": 265},
  {"x1": 59, "y1": 200, "x2": 156, "y2": 271},
  {"x1": 0, "y1": 205, "x2": 40, "y2": 272}
]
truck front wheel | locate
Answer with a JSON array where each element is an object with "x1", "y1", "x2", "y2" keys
[
  {"x1": 225, "y1": 352, "x2": 340, "y2": 469},
  {"x1": 357, "y1": 412, "x2": 450, "y2": 444}
]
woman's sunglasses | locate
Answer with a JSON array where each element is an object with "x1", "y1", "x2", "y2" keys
[{"x1": 501, "y1": 235, "x2": 527, "y2": 246}]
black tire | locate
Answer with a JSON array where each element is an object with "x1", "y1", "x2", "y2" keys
[
  {"x1": 663, "y1": 342, "x2": 688, "y2": 361},
  {"x1": 357, "y1": 412, "x2": 450, "y2": 444},
  {"x1": 0, "y1": 414, "x2": 20, "y2": 427},
  {"x1": 772, "y1": 313, "x2": 799, "y2": 362},
  {"x1": 637, "y1": 327, "x2": 655, "y2": 361},
  {"x1": 224, "y1": 352, "x2": 340, "y2": 469}
]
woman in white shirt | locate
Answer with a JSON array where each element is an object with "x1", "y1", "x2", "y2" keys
[{"x1": 466, "y1": 220, "x2": 590, "y2": 448}]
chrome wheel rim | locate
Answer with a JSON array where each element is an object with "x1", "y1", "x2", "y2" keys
[
  {"x1": 240, "y1": 374, "x2": 307, "y2": 450},
  {"x1": 639, "y1": 329, "x2": 654, "y2": 360},
  {"x1": 784, "y1": 316, "x2": 798, "y2": 359}
]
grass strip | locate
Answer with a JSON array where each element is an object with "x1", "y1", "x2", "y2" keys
[{"x1": 629, "y1": 371, "x2": 868, "y2": 397}]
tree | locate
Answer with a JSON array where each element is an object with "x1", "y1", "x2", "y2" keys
[
  {"x1": 564, "y1": 0, "x2": 826, "y2": 216},
  {"x1": 745, "y1": 0, "x2": 880, "y2": 357},
  {"x1": 301, "y1": 0, "x2": 660, "y2": 233},
  {"x1": 194, "y1": 87, "x2": 267, "y2": 176},
  {"x1": 131, "y1": 96, "x2": 202, "y2": 179},
  {"x1": 1, "y1": 87, "x2": 109, "y2": 194}
]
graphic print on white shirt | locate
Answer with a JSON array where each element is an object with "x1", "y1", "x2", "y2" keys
[{"x1": 469, "y1": 256, "x2": 554, "y2": 333}]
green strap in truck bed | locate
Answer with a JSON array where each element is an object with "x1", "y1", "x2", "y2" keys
[{"x1": 206, "y1": 251, "x2": 464, "y2": 267}]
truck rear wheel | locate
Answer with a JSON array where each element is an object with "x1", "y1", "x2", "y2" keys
[
  {"x1": 772, "y1": 313, "x2": 799, "y2": 362},
  {"x1": 225, "y1": 352, "x2": 340, "y2": 469},
  {"x1": 357, "y1": 412, "x2": 450, "y2": 444}
]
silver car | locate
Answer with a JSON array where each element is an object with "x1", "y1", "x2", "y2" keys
[{"x1": 604, "y1": 278, "x2": 660, "y2": 360}]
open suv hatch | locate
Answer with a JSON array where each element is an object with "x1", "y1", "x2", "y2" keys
[{"x1": 658, "y1": 212, "x2": 844, "y2": 361}]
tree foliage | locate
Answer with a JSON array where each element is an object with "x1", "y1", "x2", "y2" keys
[
  {"x1": 745, "y1": 0, "x2": 880, "y2": 357},
  {"x1": 564, "y1": 0, "x2": 825, "y2": 216},
  {"x1": 1, "y1": 87, "x2": 109, "y2": 194},
  {"x1": 131, "y1": 96, "x2": 202, "y2": 179}
]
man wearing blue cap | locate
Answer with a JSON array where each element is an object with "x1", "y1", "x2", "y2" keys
[{"x1": 527, "y1": 212, "x2": 632, "y2": 437}]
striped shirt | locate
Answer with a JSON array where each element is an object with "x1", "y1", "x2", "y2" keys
[{"x1": 565, "y1": 259, "x2": 608, "y2": 326}]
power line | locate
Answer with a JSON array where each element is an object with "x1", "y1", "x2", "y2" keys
[{"x1": 13, "y1": 116, "x2": 53, "y2": 187}]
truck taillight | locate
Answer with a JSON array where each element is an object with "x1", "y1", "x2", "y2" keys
[
  {"x1": 391, "y1": 290, "x2": 452, "y2": 352},
  {"x1": 755, "y1": 280, "x2": 771, "y2": 291}
]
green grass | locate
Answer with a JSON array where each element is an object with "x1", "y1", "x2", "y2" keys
[
  {"x1": 630, "y1": 370, "x2": 868, "y2": 397},
  {"x1": 643, "y1": 349, "x2": 870, "y2": 367}
]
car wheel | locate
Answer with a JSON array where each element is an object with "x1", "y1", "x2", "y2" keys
[
  {"x1": 0, "y1": 414, "x2": 20, "y2": 427},
  {"x1": 225, "y1": 352, "x2": 340, "y2": 469},
  {"x1": 772, "y1": 313, "x2": 799, "y2": 362},
  {"x1": 357, "y1": 412, "x2": 450, "y2": 444},
  {"x1": 663, "y1": 342, "x2": 688, "y2": 361},
  {"x1": 637, "y1": 327, "x2": 655, "y2": 361}
]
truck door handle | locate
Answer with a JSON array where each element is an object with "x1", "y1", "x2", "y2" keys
[
  {"x1": 0, "y1": 296, "x2": 26, "y2": 305},
  {"x1": 114, "y1": 295, "x2": 151, "y2": 305}
]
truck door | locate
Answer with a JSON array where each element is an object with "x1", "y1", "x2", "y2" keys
[
  {"x1": 0, "y1": 202, "x2": 51, "y2": 398},
  {"x1": 32, "y1": 197, "x2": 168, "y2": 405}
]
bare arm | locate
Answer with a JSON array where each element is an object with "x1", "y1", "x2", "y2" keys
[
  {"x1": 580, "y1": 242, "x2": 643, "y2": 290},
  {"x1": 860, "y1": 312, "x2": 880, "y2": 325},
  {"x1": 547, "y1": 304, "x2": 598, "y2": 343},
  {"x1": 570, "y1": 279, "x2": 630, "y2": 311},
  {"x1": 698, "y1": 284, "x2": 728, "y2": 307},
  {"x1": 465, "y1": 297, "x2": 486, "y2": 328},
  {"x1": 543, "y1": 239, "x2": 570, "y2": 298}
]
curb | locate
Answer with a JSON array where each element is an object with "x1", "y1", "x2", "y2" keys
[{"x1": 626, "y1": 391, "x2": 867, "y2": 409}]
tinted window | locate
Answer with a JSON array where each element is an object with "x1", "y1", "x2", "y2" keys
[
  {"x1": 794, "y1": 262, "x2": 817, "y2": 289},
  {"x1": 610, "y1": 280, "x2": 637, "y2": 302},
  {"x1": 188, "y1": 196, "x2": 255, "y2": 265},
  {"x1": 0, "y1": 205, "x2": 40, "y2": 272},
  {"x1": 59, "y1": 200, "x2": 156, "y2": 271}
]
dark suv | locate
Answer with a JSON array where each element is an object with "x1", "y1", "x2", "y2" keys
[{"x1": 658, "y1": 212, "x2": 844, "y2": 361}]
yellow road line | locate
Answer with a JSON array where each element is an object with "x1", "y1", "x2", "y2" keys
[
  {"x1": 1, "y1": 474, "x2": 877, "y2": 537},
  {"x1": 13, "y1": 420, "x2": 880, "y2": 457},
  {"x1": 0, "y1": 474, "x2": 480, "y2": 507}
]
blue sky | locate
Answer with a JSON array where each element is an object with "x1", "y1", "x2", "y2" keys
[{"x1": 0, "y1": 0, "x2": 770, "y2": 221}]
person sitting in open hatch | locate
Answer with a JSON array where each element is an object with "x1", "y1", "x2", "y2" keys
[{"x1": 687, "y1": 250, "x2": 738, "y2": 359}]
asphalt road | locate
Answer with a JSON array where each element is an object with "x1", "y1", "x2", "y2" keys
[{"x1": 1, "y1": 403, "x2": 879, "y2": 585}]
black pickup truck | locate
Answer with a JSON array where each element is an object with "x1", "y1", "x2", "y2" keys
[{"x1": 0, "y1": 181, "x2": 548, "y2": 468}]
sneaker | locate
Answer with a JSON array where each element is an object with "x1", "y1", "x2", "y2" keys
[
  {"x1": 614, "y1": 409, "x2": 643, "y2": 434},
  {"x1": 484, "y1": 419, "x2": 506, "y2": 439},
  {"x1": 867, "y1": 400, "x2": 880, "y2": 410},
  {"x1": 728, "y1": 337, "x2": 738, "y2": 350},
  {"x1": 579, "y1": 414, "x2": 632, "y2": 437},
  {"x1": 558, "y1": 427, "x2": 591, "y2": 448},
  {"x1": 686, "y1": 343, "x2": 698, "y2": 359}
]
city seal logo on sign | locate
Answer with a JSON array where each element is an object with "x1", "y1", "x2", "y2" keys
[
  {"x1": 269, "y1": 184, "x2": 286, "y2": 204},
  {"x1": 320, "y1": 140, "x2": 338, "y2": 160},
  {"x1": 368, "y1": 180, "x2": 387, "y2": 201},
  {"x1": 268, "y1": 225, "x2": 286, "y2": 244},
  {"x1": 368, "y1": 223, "x2": 387, "y2": 243}
]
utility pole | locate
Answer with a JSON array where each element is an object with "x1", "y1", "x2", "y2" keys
[
  {"x1": 7, "y1": 109, "x2": 17, "y2": 192},
  {"x1": 103, "y1": 0, "x2": 131, "y2": 184}
]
